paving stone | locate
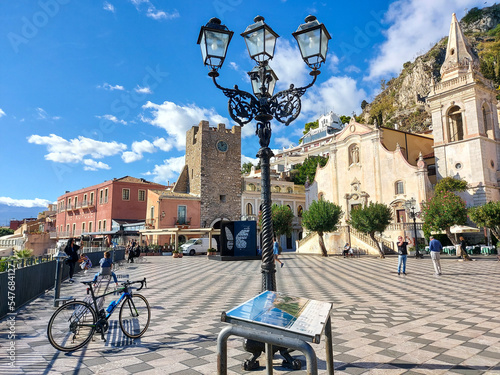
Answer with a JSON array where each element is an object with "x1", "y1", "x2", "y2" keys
[{"x1": 1, "y1": 255, "x2": 500, "y2": 374}]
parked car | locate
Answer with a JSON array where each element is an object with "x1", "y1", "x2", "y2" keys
[{"x1": 180, "y1": 238, "x2": 217, "y2": 256}]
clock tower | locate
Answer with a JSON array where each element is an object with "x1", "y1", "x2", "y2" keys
[{"x1": 174, "y1": 120, "x2": 241, "y2": 227}]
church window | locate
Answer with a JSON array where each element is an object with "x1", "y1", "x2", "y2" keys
[
  {"x1": 483, "y1": 104, "x2": 495, "y2": 140},
  {"x1": 247, "y1": 183, "x2": 256, "y2": 191},
  {"x1": 246, "y1": 203, "x2": 254, "y2": 216},
  {"x1": 318, "y1": 193, "x2": 324, "y2": 201},
  {"x1": 348, "y1": 144, "x2": 360, "y2": 165},
  {"x1": 273, "y1": 186, "x2": 281, "y2": 193},
  {"x1": 447, "y1": 106, "x2": 464, "y2": 142},
  {"x1": 287, "y1": 187, "x2": 293, "y2": 193},
  {"x1": 297, "y1": 205, "x2": 303, "y2": 217},
  {"x1": 395, "y1": 181, "x2": 404, "y2": 195}
]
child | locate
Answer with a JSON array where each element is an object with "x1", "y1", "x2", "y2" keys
[
  {"x1": 92, "y1": 251, "x2": 118, "y2": 287},
  {"x1": 78, "y1": 254, "x2": 92, "y2": 273}
]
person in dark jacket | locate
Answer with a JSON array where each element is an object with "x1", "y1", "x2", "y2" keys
[{"x1": 64, "y1": 238, "x2": 80, "y2": 282}]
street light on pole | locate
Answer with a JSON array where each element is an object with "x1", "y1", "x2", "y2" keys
[
  {"x1": 198, "y1": 15, "x2": 330, "y2": 291},
  {"x1": 404, "y1": 198, "x2": 424, "y2": 259}
]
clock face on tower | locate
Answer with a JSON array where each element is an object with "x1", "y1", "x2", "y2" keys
[{"x1": 216, "y1": 140, "x2": 228, "y2": 152}]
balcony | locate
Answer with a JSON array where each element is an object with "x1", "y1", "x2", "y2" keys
[
  {"x1": 174, "y1": 217, "x2": 191, "y2": 226},
  {"x1": 145, "y1": 219, "x2": 156, "y2": 229}
]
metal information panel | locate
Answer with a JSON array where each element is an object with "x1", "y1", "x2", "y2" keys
[{"x1": 222, "y1": 290, "x2": 332, "y2": 343}]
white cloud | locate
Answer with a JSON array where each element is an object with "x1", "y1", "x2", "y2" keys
[
  {"x1": 27, "y1": 134, "x2": 127, "y2": 164},
  {"x1": 0, "y1": 197, "x2": 52, "y2": 208},
  {"x1": 121, "y1": 140, "x2": 157, "y2": 163},
  {"x1": 96, "y1": 114, "x2": 127, "y2": 124},
  {"x1": 103, "y1": 2, "x2": 115, "y2": 12},
  {"x1": 274, "y1": 136, "x2": 295, "y2": 148},
  {"x1": 83, "y1": 159, "x2": 111, "y2": 171},
  {"x1": 241, "y1": 154, "x2": 258, "y2": 166},
  {"x1": 344, "y1": 65, "x2": 361, "y2": 74},
  {"x1": 129, "y1": 0, "x2": 179, "y2": 20},
  {"x1": 144, "y1": 155, "x2": 185, "y2": 183},
  {"x1": 271, "y1": 38, "x2": 310, "y2": 90},
  {"x1": 141, "y1": 101, "x2": 228, "y2": 150},
  {"x1": 301, "y1": 76, "x2": 367, "y2": 118},
  {"x1": 0, "y1": 109, "x2": 5, "y2": 118},
  {"x1": 135, "y1": 85, "x2": 152, "y2": 94},
  {"x1": 36, "y1": 107, "x2": 60, "y2": 121},
  {"x1": 152, "y1": 137, "x2": 173, "y2": 152},
  {"x1": 366, "y1": 0, "x2": 484, "y2": 81},
  {"x1": 97, "y1": 82, "x2": 125, "y2": 91}
]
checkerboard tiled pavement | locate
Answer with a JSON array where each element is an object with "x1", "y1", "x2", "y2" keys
[{"x1": 2, "y1": 253, "x2": 500, "y2": 374}]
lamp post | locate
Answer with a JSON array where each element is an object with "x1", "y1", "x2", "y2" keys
[
  {"x1": 198, "y1": 15, "x2": 330, "y2": 291},
  {"x1": 404, "y1": 198, "x2": 423, "y2": 259}
]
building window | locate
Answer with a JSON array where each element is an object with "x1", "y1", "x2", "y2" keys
[
  {"x1": 88, "y1": 222, "x2": 93, "y2": 232},
  {"x1": 396, "y1": 209, "x2": 406, "y2": 223},
  {"x1": 66, "y1": 224, "x2": 70, "y2": 233},
  {"x1": 104, "y1": 188, "x2": 109, "y2": 203},
  {"x1": 246, "y1": 203, "x2": 254, "y2": 216},
  {"x1": 177, "y1": 206, "x2": 187, "y2": 225},
  {"x1": 427, "y1": 164, "x2": 436, "y2": 176},
  {"x1": 138, "y1": 190, "x2": 146, "y2": 202},
  {"x1": 247, "y1": 183, "x2": 256, "y2": 191},
  {"x1": 99, "y1": 190, "x2": 103, "y2": 204},
  {"x1": 220, "y1": 195, "x2": 226, "y2": 203},
  {"x1": 395, "y1": 181, "x2": 404, "y2": 195},
  {"x1": 318, "y1": 193, "x2": 324, "y2": 201},
  {"x1": 103, "y1": 220, "x2": 106, "y2": 231},
  {"x1": 74, "y1": 196, "x2": 78, "y2": 208},
  {"x1": 67, "y1": 198, "x2": 72, "y2": 209},
  {"x1": 273, "y1": 186, "x2": 281, "y2": 193},
  {"x1": 72, "y1": 223, "x2": 76, "y2": 234},
  {"x1": 447, "y1": 105, "x2": 464, "y2": 142},
  {"x1": 82, "y1": 222, "x2": 85, "y2": 233},
  {"x1": 90, "y1": 192, "x2": 94, "y2": 205},
  {"x1": 122, "y1": 188, "x2": 130, "y2": 201},
  {"x1": 287, "y1": 187, "x2": 293, "y2": 194},
  {"x1": 98, "y1": 221, "x2": 102, "y2": 232},
  {"x1": 83, "y1": 194, "x2": 87, "y2": 206},
  {"x1": 297, "y1": 205, "x2": 303, "y2": 217},
  {"x1": 483, "y1": 104, "x2": 495, "y2": 140}
]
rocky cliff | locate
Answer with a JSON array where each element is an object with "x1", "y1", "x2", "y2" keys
[{"x1": 361, "y1": 4, "x2": 500, "y2": 133}]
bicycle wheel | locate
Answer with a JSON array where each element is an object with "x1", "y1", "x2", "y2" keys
[
  {"x1": 119, "y1": 294, "x2": 150, "y2": 338},
  {"x1": 47, "y1": 301, "x2": 97, "y2": 352}
]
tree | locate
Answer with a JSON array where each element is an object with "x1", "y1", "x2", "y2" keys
[
  {"x1": 290, "y1": 156, "x2": 328, "y2": 185},
  {"x1": 301, "y1": 200, "x2": 343, "y2": 257},
  {"x1": 302, "y1": 120, "x2": 319, "y2": 135},
  {"x1": 258, "y1": 204, "x2": 294, "y2": 245},
  {"x1": 349, "y1": 202, "x2": 393, "y2": 258},
  {"x1": 469, "y1": 201, "x2": 500, "y2": 242},
  {"x1": 340, "y1": 115, "x2": 351, "y2": 124},
  {"x1": 434, "y1": 177, "x2": 468, "y2": 194},
  {"x1": 241, "y1": 162, "x2": 254, "y2": 174},
  {"x1": 360, "y1": 100, "x2": 368, "y2": 111},
  {"x1": 421, "y1": 191, "x2": 467, "y2": 245},
  {"x1": 0, "y1": 228, "x2": 14, "y2": 237}
]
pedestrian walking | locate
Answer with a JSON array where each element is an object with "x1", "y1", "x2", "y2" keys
[
  {"x1": 397, "y1": 235, "x2": 413, "y2": 275},
  {"x1": 429, "y1": 235, "x2": 443, "y2": 276},
  {"x1": 459, "y1": 236, "x2": 471, "y2": 261},
  {"x1": 64, "y1": 238, "x2": 80, "y2": 283},
  {"x1": 273, "y1": 237, "x2": 284, "y2": 268}
]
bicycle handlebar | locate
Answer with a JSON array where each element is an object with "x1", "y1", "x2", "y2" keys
[{"x1": 122, "y1": 277, "x2": 147, "y2": 291}]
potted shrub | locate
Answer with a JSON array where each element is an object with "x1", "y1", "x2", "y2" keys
[
  {"x1": 172, "y1": 249, "x2": 183, "y2": 258},
  {"x1": 207, "y1": 248, "x2": 216, "y2": 256}
]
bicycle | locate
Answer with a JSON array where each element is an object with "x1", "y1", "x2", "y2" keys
[{"x1": 47, "y1": 278, "x2": 150, "y2": 352}]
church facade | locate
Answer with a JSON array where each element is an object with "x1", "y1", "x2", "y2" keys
[{"x1": 300, "y1": 13, "x2": 500, "y2": 255}]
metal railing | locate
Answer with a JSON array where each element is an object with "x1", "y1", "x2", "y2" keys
[{"x1": 349, "y1": 227, "x2": 395, "y2": 254}]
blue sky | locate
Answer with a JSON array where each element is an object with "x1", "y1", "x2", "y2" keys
[{"x1": 0, "y1": 0, "x2": 486, "y2": 221}]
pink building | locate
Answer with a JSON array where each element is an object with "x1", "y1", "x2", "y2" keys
[{"x1": 54, "y1": 176, "x2": 166, "y2": 244}]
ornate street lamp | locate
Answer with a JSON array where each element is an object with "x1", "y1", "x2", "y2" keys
[
  {"x1": 404, "y1": 198, "x2": 424, "y2": 259},
  {"x1": 198, "y1": 15, "x2": 331, "y2": 292}
]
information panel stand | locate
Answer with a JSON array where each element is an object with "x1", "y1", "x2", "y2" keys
[{"x1": 217, "y1": 291, "x2": 334, "y2": 375}]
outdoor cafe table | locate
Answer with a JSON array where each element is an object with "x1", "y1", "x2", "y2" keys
[{"x1": 217, "y1": 290, "x2": 334, "y2": 375}]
